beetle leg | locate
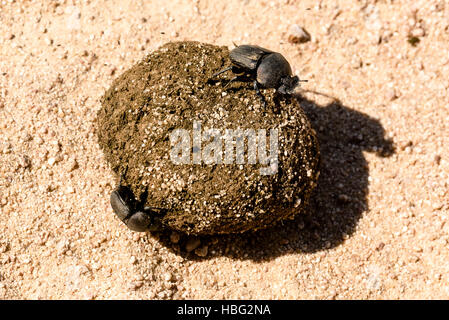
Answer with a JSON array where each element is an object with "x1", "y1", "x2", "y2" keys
[
  {"x1": 224, "y1": 75, "x2": 240, "y2": 88},
  {"x1": 253, "y1": 80, "x2": 267, "y2": 108},
  {"x1": 144, "y1": 206, "x2": 166, "y2": 213},
  {"x1": 211, "y1": 66, "x2": 233, "y2": 78}
]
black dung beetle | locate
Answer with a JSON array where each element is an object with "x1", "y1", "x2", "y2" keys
[
  {"x1": 110, "y1": 174, "x2": 164, "y2": 232},
  {"x1": 212, "y1": 44, "x2": 307, "y2": 107}
]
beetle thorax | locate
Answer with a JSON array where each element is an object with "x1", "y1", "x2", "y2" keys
[{"x1": 256, "y1": 53, "x2": 293, "y2": 89}]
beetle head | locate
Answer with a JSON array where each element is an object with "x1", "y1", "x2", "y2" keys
[{"x1": 278, "y1": 76, "x2": 307, "y2": 95}]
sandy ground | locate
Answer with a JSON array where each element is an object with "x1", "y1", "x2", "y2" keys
[{"x1": 0, "y1": 0, "x2": 448, "y2": 299}]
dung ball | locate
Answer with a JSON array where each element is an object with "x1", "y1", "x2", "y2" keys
[{"x1": 97, "y1": 41, "x2": 320, "y2": 235}]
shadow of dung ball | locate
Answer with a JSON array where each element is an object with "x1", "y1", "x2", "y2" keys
[{"x1": 97, "y1": 41, "x2": 320, "y2": 235}]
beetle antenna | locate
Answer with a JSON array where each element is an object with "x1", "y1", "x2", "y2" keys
[{"x1": 301, "y1": 89, "x2": 340, "y2": 103}]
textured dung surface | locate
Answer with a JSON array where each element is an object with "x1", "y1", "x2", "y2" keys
[
  {"x1": 97, "y1": 41, "x2": 320, "y2": 235},
  {"x1": 3, "y1": 0, "x2": 448, "y2": 300}
]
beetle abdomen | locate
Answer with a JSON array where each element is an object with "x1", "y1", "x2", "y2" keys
[
  {"x1": 229, "y1": 45, "x2": 272, "y2": 70},
  {"x1": 110, "y1": 190, "x2": 131, "y2": 221},
  {"x1": 256, "y1": 52, "x2": 292, "y2": 88}
]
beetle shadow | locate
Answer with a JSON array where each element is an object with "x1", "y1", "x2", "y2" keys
[{"x1": 152, "y1": 95, "x2": 395, "y2": 261}]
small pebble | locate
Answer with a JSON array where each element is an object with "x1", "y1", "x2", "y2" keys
[
  {"x1": 407, "y1": 36, "x2": 420, "y2": 46},
  {"x1": 21, "y1": 133, "x2": 33, "y2": 142},
  {"x1": 75, "y1": 265, "x2": 90, "y2": 276},
  {"x1": 18, "y1": 155, "x2": 31, "y2": 169},
  {"x1": 132, "y1": 233, "x2": 141, "y2": 241},
  {"x1": 48, "y1": 157, "x2": 56, "y2": 166},
  {"x1": 67, "y1": 158, "x2": 79, "y2": 171},
  {"x1": 411, "y1": 27, "x2": 425, "y2": 38},
  {"x1": 109, "y1": 66, "x2": 117, "y2": 76},
  {"x1": 400, "y1": 140, "x2": 413, "y2": 150},
  {"x1": 338, "y1": 194, "x2": 351, "y2": 203},
  {"x1": 195, "y1": 245, "x2": 208, "y2": 257},
  {"x1": 128, "y1": 281, "x2": 143, "y2": 290},
  {"x1": 434, "y1": 155, "x2": 441, "y2": 165},
  {"x1": 287, "y1": 24, "x2": 311, "y2": 44},
  {"x1": 351, "y1": 56, "x2": 363, "y2": 69},
  {"x1": 56, "y1": 239, "x2": 70, "y2": 255},
  {"x1": 163, "y1": 272, "x2": 174, "y2": 282},
  {"x1": 170, "y1": 232, "x2": 180, "y2": 244},
  {"x1": 385, "y1": 88, "x2": 398, "y2": 101},
  {"x1": 84, "y1": 291, "x2": 97, "y2": 300}
]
